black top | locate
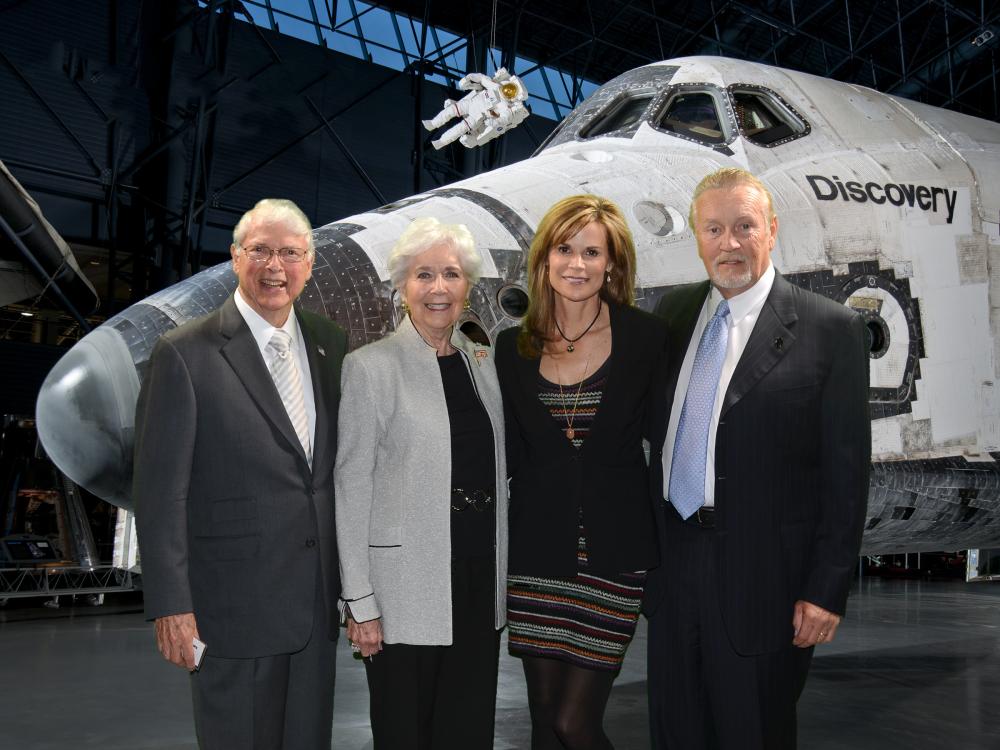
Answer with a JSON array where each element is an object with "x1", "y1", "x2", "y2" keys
[
  {"x1": 537, "y1": 355, "x2": 611, "y2": 450},
  {"x1": 496, "y1": 302, "x2": 670, "y2": 577},
  {"x1": 438, "y1": 351, "x2": 496, "y2": 559}
]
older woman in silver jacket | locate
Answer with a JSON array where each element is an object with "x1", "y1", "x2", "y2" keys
[{"x1": 335, "y1": 217, "x2": 507, "y2": 749}]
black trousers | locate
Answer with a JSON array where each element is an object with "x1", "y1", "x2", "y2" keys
[
  {"x1": 190, "y1": 570, "x2": 337, "y2": 750},
  {"x1": 364, "y1": 556, "x2": 501, "y2": 750},
  {"x1": 647, "y1": 507, "x2": 812, "y2": 750}
]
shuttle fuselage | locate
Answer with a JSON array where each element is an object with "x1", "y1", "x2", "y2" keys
[{"x1": 36, "y1": 56, "x2": 1000, "y2": 555}]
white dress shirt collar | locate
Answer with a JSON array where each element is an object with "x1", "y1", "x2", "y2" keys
[
  {"x1": 708, "y1": 261, "x2": 775, "y2": 326},
  {"x1": 662, "y1": 261, "x2": 776, "y2": 510},
  {"x1": 233, "y1": 289, "x2": 317, "y2": 446},
  {"x1": 234, "y1": 288, "x2": 301, "y2": 355}
]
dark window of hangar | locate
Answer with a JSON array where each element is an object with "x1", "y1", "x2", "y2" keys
[
  {"x1": 730, "y1": 88, "x2": 809, "y2": 146},
  {"x1": 581, "y1": 93, "x2": 656, "y2": 138},
  {"x1": 654, "y1": 91, "x2": 727, "y2": 145}
]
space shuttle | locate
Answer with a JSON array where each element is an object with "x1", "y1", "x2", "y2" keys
[{"x1": 35, "y1": 55, "x2": 1000, "y2": 556}]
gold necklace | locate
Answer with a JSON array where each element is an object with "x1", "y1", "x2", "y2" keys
[{"x1": 553, "y1": 355, "x2": 591, "y2": 441}]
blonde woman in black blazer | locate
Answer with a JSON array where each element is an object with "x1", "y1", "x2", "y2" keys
[{"x1": 495, "y1": 195, "x2": 668, "y2": 749}]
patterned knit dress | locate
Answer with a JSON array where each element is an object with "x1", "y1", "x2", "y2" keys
[{"x1": 506, "y1": 358, "x2": 647, "y2": 672}]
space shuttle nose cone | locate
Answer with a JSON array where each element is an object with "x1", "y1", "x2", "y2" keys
[{"x1": 35, "y1": 327, "x2": 141, "y2": 509}]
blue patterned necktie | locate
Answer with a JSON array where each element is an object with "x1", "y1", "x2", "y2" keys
[{"x1": 668, "y1": 299, "x2": 730, "y2": 519}]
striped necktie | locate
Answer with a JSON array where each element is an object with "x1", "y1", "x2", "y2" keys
[
  {"x1": 266, "y1": 329, "x2": 312, "y2": 468},
  {"x1": 668, "y1": 299, "x2": 730, "y2": 519}
]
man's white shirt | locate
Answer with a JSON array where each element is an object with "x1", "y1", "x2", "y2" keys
[
  {"x1": 662, "y1": 263, "x2": 776, "y2": 508},
  {"x1": 234, "y1": 289, "x2": 317, "y2": 448}
]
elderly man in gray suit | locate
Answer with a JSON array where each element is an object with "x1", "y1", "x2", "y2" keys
[{"x1": 134, "y1": 198, "x2": 347, "y2": 749}]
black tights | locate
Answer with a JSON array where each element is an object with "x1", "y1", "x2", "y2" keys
[{"x1": 522, "y1": 655, "x2": 617, "y2": 750}]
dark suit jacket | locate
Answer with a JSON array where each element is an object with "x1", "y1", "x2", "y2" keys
[
  {"x1": 496, "y1": 302, "x2": 669, "y2": 577},
  {"x1": 133, "y1": 296, "x2": 347, "y2": 658},
  {"x1": 645, "y1": 273, "x2": 870, "y2": 656}
]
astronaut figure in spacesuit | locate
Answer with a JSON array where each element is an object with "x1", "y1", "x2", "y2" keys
[{"x1": 422, "y1": 67, "x2": 529, "y2": 150}]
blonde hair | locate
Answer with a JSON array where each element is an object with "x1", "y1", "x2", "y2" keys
[
  {"x1": 518, "y1": 195, "x2": 636, "y2": 358},
  {"x1": 387, "y1": 217, "x2": 481, "y2": 290},
  {"x1": 688, "y1": 167, "x2": 775, "y2": 228}
]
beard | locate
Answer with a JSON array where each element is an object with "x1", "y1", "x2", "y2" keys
[{"x1": 709, "y1": 253, "x2": 753, "y2": 290}]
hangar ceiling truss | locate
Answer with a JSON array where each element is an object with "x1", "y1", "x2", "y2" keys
[
  {"x1": 3, "y1": 0, "x2": 1000, "y2": 343},
  {"x1": 359, "y1": 0, "x2": 1000, "y2": 120},
  {"x1": 234, "y1": 0, "x2": 602, "y2": 120}
]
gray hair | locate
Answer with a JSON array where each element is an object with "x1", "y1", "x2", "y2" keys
[
  {"x1": 232, "y1": 198, "x2": 315, "y2": 255},
  {"x1": 387, "y1": 217, "x2": 481, "y2": 290}
]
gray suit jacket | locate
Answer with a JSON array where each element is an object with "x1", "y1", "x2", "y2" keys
[
  {"x1": 335, "y1": 316, "x2": 508, "y2": 645},
  {"x1": 133, "y1": 295, "x2": 347, "y2": 657}
]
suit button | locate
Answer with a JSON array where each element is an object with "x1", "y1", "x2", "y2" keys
[{"x1": 305, "y1": 538, "x2": 316, "y2": 548}]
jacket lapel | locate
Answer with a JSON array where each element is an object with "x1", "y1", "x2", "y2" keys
[
  {"x1": 653, "y1": 282, "x2": 711, "y2": 447},
  {"x1": 720, "y1": 272, "x2": 798, "y2": 416},
  {"x1": 299, "y1": 311, "x2": 338, "y2": 478},
  {"x1": 218, "y1": 297, "x2": 309, "y2": 468},
  {"x1": 451, "y1": 330, "x2": 501, "y2": 418},
  {"x1": 578, "y1": 302, "x2": 624, "y2": 457},
  {"x1": 665, "y1": 282, "x2": 711, "y2": 392},
  {"x1": 511, "y1": 332, "x2": 579, "y2": 454}
]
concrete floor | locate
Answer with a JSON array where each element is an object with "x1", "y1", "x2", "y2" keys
[{"x1": 1, "y1": 577, "x2": 998, "y2": 749}]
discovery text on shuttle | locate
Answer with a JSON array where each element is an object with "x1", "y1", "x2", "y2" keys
[{"x1": 806, "y1": 174, "x2": 958, "y2": 224}]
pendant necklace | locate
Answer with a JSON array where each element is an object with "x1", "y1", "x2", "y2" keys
[
  {"x1": 554, "y1": 355, "x2": 591, "y2": 441},
  {"x1": 554, "y1": 300, "x2": 602, "y2": 353}
]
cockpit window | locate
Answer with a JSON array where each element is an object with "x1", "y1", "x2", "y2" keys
[
  {"x1": 581, "y1": 93, "x2": 656, "y2": 139},
  {"x1": 655, "y1": 91, "x2": 726, "y2": 145},
  {"x1": 730, "y1": 88, "x2": 808, "y2": 146}
]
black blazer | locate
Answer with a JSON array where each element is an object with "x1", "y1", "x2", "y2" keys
[
  {"x1": 134, "y1": 296, "x2": 347, "y2": 657},
  {"x1": 644, "y1": 273, "x2": 870, "y2": 655},
  {"x1": 496, "y1": 302, "x2": 669, "y2": 577}
]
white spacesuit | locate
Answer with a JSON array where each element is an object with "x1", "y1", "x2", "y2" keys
[{"x1": 422, "y1": 67, "x2": 529, "y2": 150}]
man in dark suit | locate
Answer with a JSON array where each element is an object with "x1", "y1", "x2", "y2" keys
[
  {"x1": 134, "y1": 199, "x2": 347, "y2": 749},
  {"x1": 645, "y1": 167, "x2": 870, "y2": 749}
]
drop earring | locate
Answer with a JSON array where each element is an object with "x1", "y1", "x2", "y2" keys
[
  {"x1": 401, "y1": 300, "x2": 410, "y2": 314},
  {"x1": 463, "y1": 299, "x2": 471, "y2": 310}
]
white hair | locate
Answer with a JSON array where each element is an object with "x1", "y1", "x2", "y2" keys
[
  {"x1": 387, "y1": 217, "x2": 481, "y2": 290},
  {"x1": 232, "y1": 198, "x2": 314, "y2": 255}
]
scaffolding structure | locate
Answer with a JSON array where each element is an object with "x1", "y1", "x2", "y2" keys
[
  {"x1": 0, "y1": 564, "x2": 136, "y2": 603},
  {"x1": 0, "y1": 506, "x2": 139, "y2": 603}
]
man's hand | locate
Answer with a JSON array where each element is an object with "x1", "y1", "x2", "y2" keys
[
  {"x1": 792, "y1": 599, "x2": 840, "y2": 648},
  {"x1": 792, "y1": 600, "x2": 841, "y2": 648},
  {"x1": 346, "y1": 615, "x2": 384, "y2": 658},
  {"x1": 155, "y1": 612, "x2": 200, "y2": 670}
]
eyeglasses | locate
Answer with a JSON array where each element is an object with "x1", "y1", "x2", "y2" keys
[
  {"x1": 239, "y1": 244, "x2": 309, "y2": 263},
  {"x1": 450, "y1": 488, "x2": 493, "y2": 512}
]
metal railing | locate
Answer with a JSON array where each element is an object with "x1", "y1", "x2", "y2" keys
[{"x1": 0, "y1": 564, "x2": 138, "y2": 601}]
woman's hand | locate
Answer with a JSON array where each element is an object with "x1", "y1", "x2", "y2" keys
[{"x1": 346, "y1": 615, "x2": 384, "y2": 658}]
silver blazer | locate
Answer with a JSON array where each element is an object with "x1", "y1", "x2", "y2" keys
[{"x1": 335, "y1": 316, "x2": 508, "y2": 645}]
